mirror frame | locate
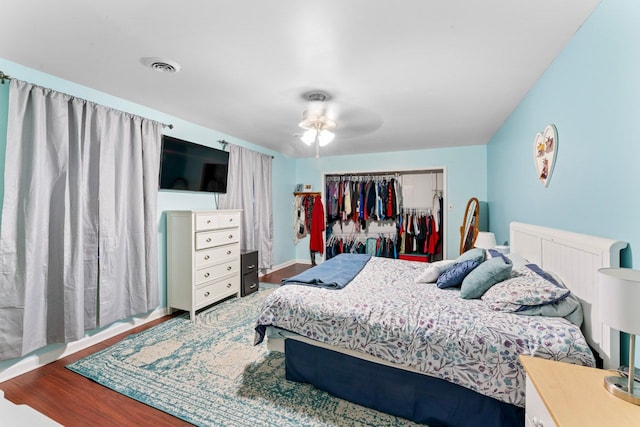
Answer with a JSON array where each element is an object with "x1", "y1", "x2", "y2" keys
[{"x1": 460, "y1": 197, "x2": 480, "y2": 254}]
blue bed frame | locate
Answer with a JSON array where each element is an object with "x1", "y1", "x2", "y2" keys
[{"x1": 285, "y1": 339, "x2": 524, "y2": 427}]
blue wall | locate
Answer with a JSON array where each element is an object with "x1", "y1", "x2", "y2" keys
[
  {"x1": 487, "y1": 0, "x2": 640, "y2": 363},
  {"x1": 294, "y1": 145, "x2": 487, "y2": 261}
]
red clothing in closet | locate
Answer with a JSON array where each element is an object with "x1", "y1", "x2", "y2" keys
[{"x1": 309, "y1": 195, "x2": 325, "y2": 254}]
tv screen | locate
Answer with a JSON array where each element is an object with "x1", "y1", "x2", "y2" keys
[{"x1": 159, "y1": 136, "x2": 229, "y2": 193}]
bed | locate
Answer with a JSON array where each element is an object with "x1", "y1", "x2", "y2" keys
[{"x1": 254, "y1": 222, "x2": 627, "y2": 426}]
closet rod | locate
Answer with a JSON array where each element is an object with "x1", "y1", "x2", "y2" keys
[
  {"x1": 326, "y1": 170, "x2": 442, "y2": 179},
  {"x1": 0, "y1": 69, "x2": 175, "y2": 129}
]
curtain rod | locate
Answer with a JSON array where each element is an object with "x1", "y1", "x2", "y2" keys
[
  {"x1": 0, "y1": 69, "x2": 174, "y2": 129},
  {"x1": 217, "y1": 139, "x2": 275, "y2": 159}
]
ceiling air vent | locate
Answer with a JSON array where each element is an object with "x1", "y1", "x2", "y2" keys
[{"x1": 140, "y1": 57, "x2": 181, "y2": 73}]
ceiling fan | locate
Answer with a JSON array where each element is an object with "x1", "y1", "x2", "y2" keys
[
  {"x1": 295, "y1": 90, "x2": 383, "y2": 158},
  {"x1": 297, "y1": 91, "x2": 337, "y2": 158}
]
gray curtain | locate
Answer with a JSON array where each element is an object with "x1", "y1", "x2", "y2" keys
[
  {"x1": 219, "y1": 144, "x2": 273, "y2": 269},
  {"x1": 96, "y1": 106, "x2": 161, "y2": 326},
  {"x1": 0, "y1": 80, "x2": 161, "y2": 361}
]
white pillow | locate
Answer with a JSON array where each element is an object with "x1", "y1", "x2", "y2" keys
[{"x1": 415, "y1": 260, "x2": 456, "y2": 283}]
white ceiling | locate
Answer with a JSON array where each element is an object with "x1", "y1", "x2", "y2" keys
[{"x1": 0, "y1": 1, "x2": 600, "y2": 158}]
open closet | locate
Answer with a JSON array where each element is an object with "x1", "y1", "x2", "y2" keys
[{"x1": 323, "y1": 169, "x2": 445, "y2": 262}]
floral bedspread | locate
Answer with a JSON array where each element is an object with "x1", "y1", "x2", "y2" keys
[{"x1": 255, "y1": 257, "x2": 595, "y2": 407}]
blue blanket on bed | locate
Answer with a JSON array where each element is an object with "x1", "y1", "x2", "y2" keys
[{"x1": 282, "y1": 253, "x2": 371, "y2": 289}]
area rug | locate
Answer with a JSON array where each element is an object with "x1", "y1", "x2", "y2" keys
[{"x1": 67, "y1": 284, "x2": 418, "y2": 427}]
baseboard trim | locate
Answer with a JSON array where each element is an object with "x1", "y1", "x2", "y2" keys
[
  {"x1": 258, "y1": 259, "x2": 310, "y2": 277},
  {"x1": 0, "y1": 307, "x2": 170, "y2": 383}
]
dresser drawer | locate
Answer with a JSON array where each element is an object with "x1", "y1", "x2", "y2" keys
[
  {"x1": 195, "y1": 228, "x2": 240, "y2": 250},
  {"x1": 195, "y1": 211, "x2": 241, "y2": 231},
  {"x1": 195, "y1": 260, "x2": 239, "y2": 286},
  {"x1": 194, "y1": 244, "x2": 240, "y2": 268},
  {"x1": 195, "y1": 275, "x2": 240, "y2": 307},
  {"x1": 525, "y1": 374, "x2": 556, "y2": 427},
  {"x1": 241, "y1": 250, "x2": 258, "y2": 275},
  {"x1": 241, "y1": 271, "x2": 259, "y2": 297}
]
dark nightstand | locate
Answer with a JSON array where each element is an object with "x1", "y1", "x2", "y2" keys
[{"x1": 240, "y1": 250, "x2": 259, "y2": 296}]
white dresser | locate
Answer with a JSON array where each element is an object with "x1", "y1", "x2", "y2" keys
[{"x1": 166, "y1": 209, "x2": 242, "y2": 320}]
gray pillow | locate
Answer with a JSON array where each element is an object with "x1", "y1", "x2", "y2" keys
[
  {"x1": 456, "y1": 247, "x2": 486, "y2": 264},
  {"x1": 460, "y1": 256, "x2": 513, "y2": 299}
]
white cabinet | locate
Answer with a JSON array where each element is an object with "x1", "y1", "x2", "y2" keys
[
  {"x1": 166, "y1": 210, "x2": 242, "y2": 320},
  {"x1": 525, "y1": 374, "x2": 556, "y2": 427}
]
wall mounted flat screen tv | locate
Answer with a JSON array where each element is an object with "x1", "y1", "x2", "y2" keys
[{"x1": 159, "y1": 135, "x2": 229, "y2": 193}]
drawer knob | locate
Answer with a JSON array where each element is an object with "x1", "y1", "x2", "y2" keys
[
  {"x1": 204, "y1": 255, "x2": 210, "y2": 260},
  {"x1": 207, "y1": 220, "x2": 211, "y2": 224},
  {"x1": 249, "y1": 283, "x2": 257, "y2": 289},
  {"x1": 206, "y1": 238, "x2": 212, "y2": 242},
  {"x1": 229, "y1": 218, "x2": 233, "y2": 222},
  {"x1": 248, "y1": 264, "x2": 256, "y2": 269},
  {"x1": 227, "y1": 266, "x2": 232, "y2": 271},
  {"x1": 204, "y1": 291, "x2": 210, "y2": 297},
  {"x1": 226, "y1": 283, "x2": 232, "y2": 288},
  {"x1": 228, "y1": 234, "x2": 233, "y2": 239},
  {"x1": 226, "y1": 250, "x2": 231, "y2": 255},
  {"x1": 204, "y1": 272, "x2": 210, "y2": 278}
]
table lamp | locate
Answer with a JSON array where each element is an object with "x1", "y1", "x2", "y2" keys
[
  {"x1": 598, "y1": 267, "x2": 640, "y2": 405},
  {"x1": 473, "y1": 231, "x2": 497, "y2": 249}
]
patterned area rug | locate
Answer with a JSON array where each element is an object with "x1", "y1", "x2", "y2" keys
[{"x1": 67, "y1": 285, "x2": 418, "y2": 427}]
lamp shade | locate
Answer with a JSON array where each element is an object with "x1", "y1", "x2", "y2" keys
[
  {"x1": 598, "y1": 268, "x2": 640, "y2": 336},
  {"x1": 474, "y1": 231, "x2": 497, "y2": 249}
]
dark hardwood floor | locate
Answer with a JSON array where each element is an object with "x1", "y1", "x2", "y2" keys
[
  {"x1": 0, "y1": 263, "x2": 311, "y2": 427},
  {"x1": 260, "y1": 262, "x2": 311, "y2": 283}
]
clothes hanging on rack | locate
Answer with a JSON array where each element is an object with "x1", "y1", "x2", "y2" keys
[
  {"x1": 325, "y1": 232, "x2": 397, "y2": 260},
  {"x1": 397, "y1": 208, "x2": 442, "y2": 261},
  {"x1": 309, "y1": 195, "x2": 325, "y2": 265},
  {"x1": 293, "y1": 194, "x2": 308, "y2": 243},
  {"x1": 293, "y1": 193, "x2": 325, "y2": 265},
  {"x1": 294, "y1": 194, "x2": 316, "y2": 242},
  {"x1": 326, "y1": 176, "x2": 401, "y2": 228},
  {"x1": 325, "y1": 170, "x2": 444, "y2": 262}
]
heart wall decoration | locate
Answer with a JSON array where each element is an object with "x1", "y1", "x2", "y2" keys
[{"x1": 533, "y1": 124, "x2": 558, "y2": 187}]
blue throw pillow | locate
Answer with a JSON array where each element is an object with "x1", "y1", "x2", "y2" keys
[
  {"x1": 460, "y1": 256, "x2": 513, "y2": 299},
  {"x1": 436, "y1": 259, "x2": 481, "y2": 289}
]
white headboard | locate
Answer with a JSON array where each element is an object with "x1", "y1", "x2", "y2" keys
[{"x1": 510, "y1": 222, "x2": 627, "y2": 369}]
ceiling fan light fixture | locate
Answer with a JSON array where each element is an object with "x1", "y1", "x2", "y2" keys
[
  {"x1": 300, "y1": 129, "x2": 316, "y2": 145},
  {"x1": 298, "y1": 114, "x2": 336, "y2": 132},
  {"x1": 297, "y1": 91, "x2": 338, "y2": 155},
  {"x1": 298, "y1": 113, "x2": 336, "y2": 147},
  {"x1": 318, "y1": 129, "x2": 335, "y2": 146}
]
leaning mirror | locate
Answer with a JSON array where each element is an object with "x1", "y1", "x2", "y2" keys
[{"x1": 460, "y1": 197, "x2": 479, "y2": 254}]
